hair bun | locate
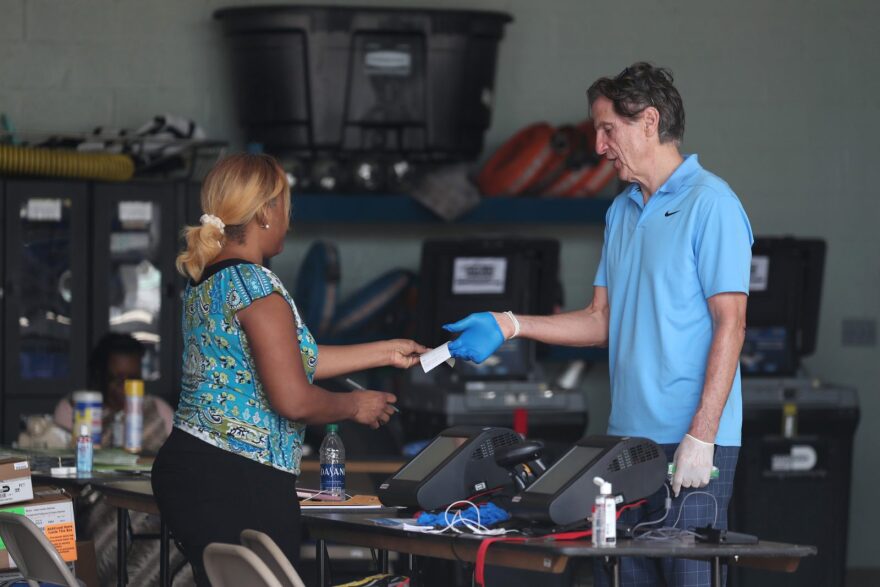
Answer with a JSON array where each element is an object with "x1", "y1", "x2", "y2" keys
[{"x1": 199, "y1": 214, "x2": 225, "y2": 233}]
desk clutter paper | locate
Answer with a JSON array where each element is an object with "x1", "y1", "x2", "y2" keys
[
  {"x1": 300, "y1": 494, "x2": 382, "y2": 509},
  {"x1": 420, "y1": 343, "x2": 456, "y2": 373}
]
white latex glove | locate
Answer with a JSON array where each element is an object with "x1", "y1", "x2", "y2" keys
[{"x1": 671, "y1": 433, "x2": 715, "y2": 497}]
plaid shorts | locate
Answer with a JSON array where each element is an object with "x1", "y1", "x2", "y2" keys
[{"x1": 593, "y1": 444, "x2": 740, "y2": 587}]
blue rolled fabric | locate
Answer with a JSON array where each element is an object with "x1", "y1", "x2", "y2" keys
[{"x1": 416, "y1": 502, "x2": 510, "y2": 528}]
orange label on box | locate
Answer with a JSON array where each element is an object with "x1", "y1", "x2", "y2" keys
[{"x1": 44, "y1": 522, "x2": 77, "y2": 562}]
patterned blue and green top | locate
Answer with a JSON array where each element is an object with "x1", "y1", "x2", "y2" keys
[{"x1": 174, "y1": 259, "x2": 318, "y2": 476}]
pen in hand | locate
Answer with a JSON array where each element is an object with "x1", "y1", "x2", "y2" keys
[{"x1": 344, "y1": 377, "x2": 400, "y2": 413}]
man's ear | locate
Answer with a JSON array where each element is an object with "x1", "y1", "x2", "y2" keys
[{"x1": 643, "y1": 107, "x2": 660, "y2": 138}]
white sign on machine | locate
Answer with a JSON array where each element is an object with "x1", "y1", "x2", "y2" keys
[
  {"x1": 452, "y1": 257, "x2": 507, "y2": 295},
  {"x1": 750, "y1": 255, "x2": 769, "y2": 292}
]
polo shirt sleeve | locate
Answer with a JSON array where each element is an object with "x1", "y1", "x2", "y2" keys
[
  {"x1": 593, "y1": 204, "x2": 613, "y2": 288},
  {"x1": 695, "y1": 194, "x2": 754, "y2": 298}
]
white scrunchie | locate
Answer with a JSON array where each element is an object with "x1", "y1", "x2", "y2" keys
[{"x1": 200, "y1": 214, "x2": 225, "y2": 234}]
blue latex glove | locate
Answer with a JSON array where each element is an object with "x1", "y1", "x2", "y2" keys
[{"x1": 443, "y1": 312, "x2": 504, "y2": 363}]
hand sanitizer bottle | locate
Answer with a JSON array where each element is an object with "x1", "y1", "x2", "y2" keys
[{"x1": 591, "y1": 476, "x2": 617, "y2": 547}]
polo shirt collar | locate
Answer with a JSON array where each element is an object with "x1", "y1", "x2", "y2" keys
[
  {"x1": 655, "y1": 154, "x2": 701, "y2": 195},
  {"x1": 625, "y1": 154, "x2": 701, "y2": 208}
]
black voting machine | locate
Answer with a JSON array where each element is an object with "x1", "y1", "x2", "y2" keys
[
  {"x1": 402, "y1": 237, "x2": 586, "y2": 446},
  {"x1": 377, "y1": 426, "x2": 526, "y2": 510},
  {"x1": 509, "y1": 435, "x2": 666, "y2": 526},
  {"x1": 740, "y1": 237, "x2": 826, "y2": 377},
  {"x1": 733, "y1": 236, "x2": 859, "y2": 587},
  {"x1": 377, "y1": 425, "x2": 666, "y2": 529},
  {"x1": 373, "y1": 426, "x2": 668, "y2": 587}
]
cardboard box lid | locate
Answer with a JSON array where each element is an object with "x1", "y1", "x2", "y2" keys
[
  {"x1": 9, "y1": 486, "x2": 68, "y2": 506},
  {"x1": 0, "y1": 457, "x2": 30, "y2": 480},
  {"x1": 0, "y1": 486, "x2": 77, "y2": 567}
]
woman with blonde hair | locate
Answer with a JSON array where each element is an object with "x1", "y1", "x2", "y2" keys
[{"x1": 151, "y1": 153, "x2": 426, "y2": 586}]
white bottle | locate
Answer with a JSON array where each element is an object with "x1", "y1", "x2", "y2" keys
[
  {"x1": 591, "y1": 476, "x2": 617, "y2": 547},
  {"x1": 112, "y1": 411, "x2": 125, "y2": 448},
  {"x1": 319, "y1": 424, "x2": 346, "y2": 499},
  {"x1": 76, "y1": 424, "x2": 93, "y2": 476}
]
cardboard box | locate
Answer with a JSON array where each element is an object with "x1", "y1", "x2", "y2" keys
[
  {"x1": 0, "y1": 486, "x2": 77, "y2": 571},
  {"x1": 75, "y1": 540, "x2": 99, "y2": 587},
  {"x1": 0, "y1": 457, "x2": 33, "y2": 506}
]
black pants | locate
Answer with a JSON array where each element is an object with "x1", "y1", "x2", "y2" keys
[{"x1": 151, "y1": 428, "x2": 301, "y2": 586}]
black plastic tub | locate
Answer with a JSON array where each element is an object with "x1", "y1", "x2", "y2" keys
[{"x1": 214, "y1": 5, "x2": 512, "y2": 161}]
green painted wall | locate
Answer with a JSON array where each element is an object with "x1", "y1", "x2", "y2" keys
[{"x1": 1, "y1": 0, "x2": 877, "y2": 568}]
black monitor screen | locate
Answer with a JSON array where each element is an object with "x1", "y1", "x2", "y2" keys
[
  {"x1": 416, "y1": 238, "x2": 560, "y2": 380},
  {"x1": 742, "y1": 237, "x2": 825, "y2": 376},
  {"x1": 393, "y1": 436, "x2": 469, "y2": 482},
  {"x1": 526, "y1": 445, "x2": 605, "y2": 495}
]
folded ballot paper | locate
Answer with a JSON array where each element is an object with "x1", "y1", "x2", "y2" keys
[{"x1": 419, "y1": 343, "x2": 456, "y2": 373}]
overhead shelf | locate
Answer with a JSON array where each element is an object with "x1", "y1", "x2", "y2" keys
[
  {"x1": 288, "y1": 193, "x2": 613, "y2": 363},
  {"x1": 291, "y1": 194, "x2": 612, "y2": 224}
]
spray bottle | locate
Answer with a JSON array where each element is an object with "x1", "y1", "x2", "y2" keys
[
  {"x1": 124, "y1": 379, "x2": 144, "y2": 453},
  {"x1": 591, "y1": 476, "x2": 617, "y2": 547}
]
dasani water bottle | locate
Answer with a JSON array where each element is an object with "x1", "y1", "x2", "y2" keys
[{"x1": 319, "y1": 424, "x2": 346, "y2": 499}]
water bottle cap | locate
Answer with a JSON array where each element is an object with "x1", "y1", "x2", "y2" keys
[
  {"x1": 326, "y1": 424, "x2": 339, "y2": 433},
  {"x1": 80, "y1": 424, "x2": 90, "y2": 437}
]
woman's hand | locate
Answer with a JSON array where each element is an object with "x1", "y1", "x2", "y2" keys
[
  {"x1": 313, "y1": 339, "x2": 429, "y2": 379},
  {"x1": 351, "y1": 390, "x2": 398, "y2": 429},
  {"x1": 385, "y1": 339, "x2": 428, "y2": 369}
]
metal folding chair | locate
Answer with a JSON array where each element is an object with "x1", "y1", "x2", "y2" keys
[
  {"x1": 202, "y1": 542, "x2": 282, "y2": 587},
  {"x1": 0, "y1": 512, "x2": 80, "y2": 587},
  {"x1": 240, "y1": 529, "x2": 306, "y2": 587}
]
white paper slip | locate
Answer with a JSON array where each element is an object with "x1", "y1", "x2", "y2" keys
[{"x1": 420, "y1": 342, "x2": 456, "y2": 373}]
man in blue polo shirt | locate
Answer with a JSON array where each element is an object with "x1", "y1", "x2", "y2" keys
[{"x1": 444, "y1": 62, "x2": 752, "y2": 586}]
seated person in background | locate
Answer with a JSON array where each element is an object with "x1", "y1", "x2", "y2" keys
[
  {"x1": 54, "y1": 332, "x2": 173, "y2": 451},
  {"x1": 52, "y1": 333, "x2": 183, "y2": 585}
]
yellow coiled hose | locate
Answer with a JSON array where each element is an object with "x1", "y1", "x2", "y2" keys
[{"x1": 0, "y1": 144, "x2": 134, "y2": 181}]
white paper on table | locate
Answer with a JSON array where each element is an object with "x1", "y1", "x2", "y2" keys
[{"x1": 420, "y1": 342, "x2": 456, "y2": 373}]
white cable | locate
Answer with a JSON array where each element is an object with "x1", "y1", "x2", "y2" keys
[
  {"x1": 632, "y1": 483, "x2": 672, "y2": 537},
  {"x1": 633, "y1": 486, "x2": 719, "y2": 542},
  {"x1": 637, "y1": 527, "x2": 701, "y2": 541},
  {"x1": 445, "y1": 500, "x2": 480, "y2": 532},
  {"x1": 670, "y1": 490, "x2": 719, "y2": 530},
  {"x1": 422, "y1": 500, "x2": 515, "y2": 536}
]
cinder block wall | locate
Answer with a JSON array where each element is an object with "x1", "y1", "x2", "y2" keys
[{"x1": 1, "y1": 0, "x2": 878, "y2": 569}]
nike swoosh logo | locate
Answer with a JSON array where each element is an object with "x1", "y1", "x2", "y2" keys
[{"x1": 665, "y1": 210, "x2": 680, "y2": 217}]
